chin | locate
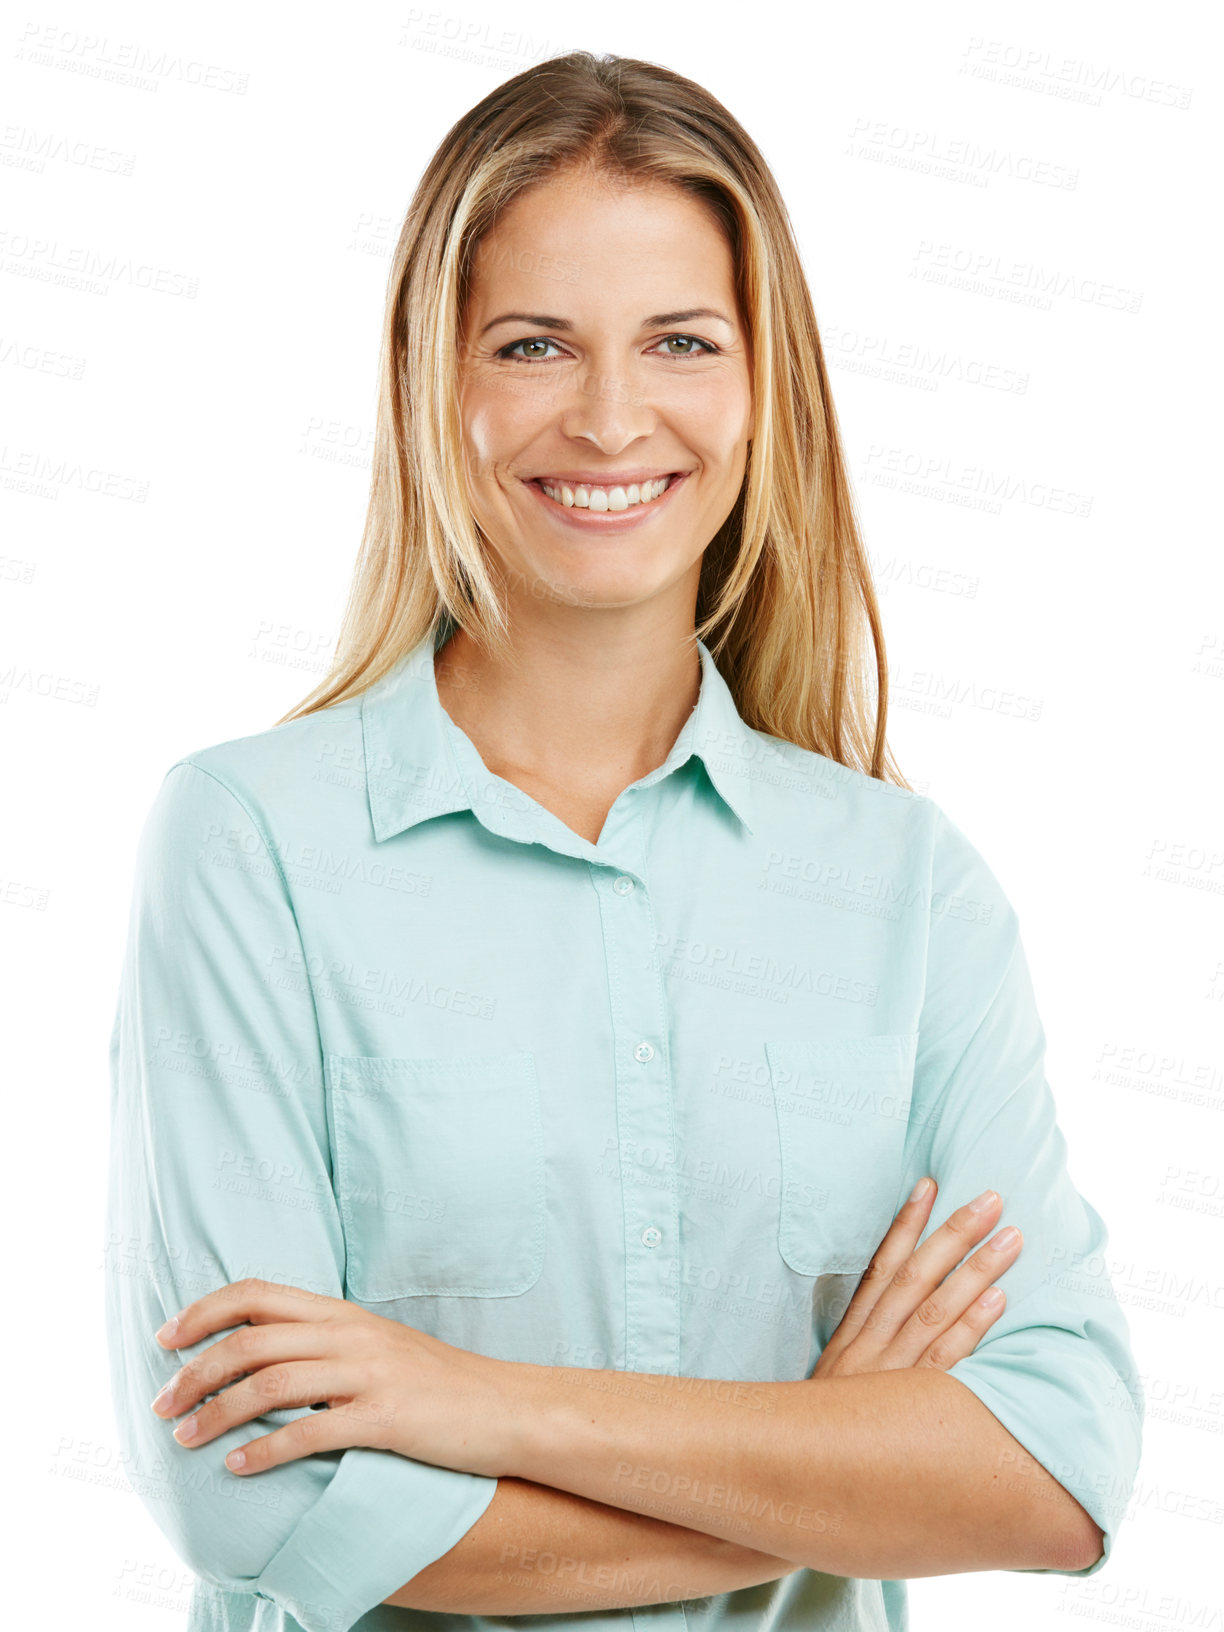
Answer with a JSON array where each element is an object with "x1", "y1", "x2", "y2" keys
[{"x1": 518, "y1": 561, "x2": 675, "y2": 611}]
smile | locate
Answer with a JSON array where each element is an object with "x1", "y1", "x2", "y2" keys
[
  {"x1": 540, "y1": 475, "x2": 674, "y2": 510},
  {"x1": 525, "y1": 472, "x2": 689, "y2": 530}
]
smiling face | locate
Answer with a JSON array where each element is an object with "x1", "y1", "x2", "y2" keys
[{"x1": 456, "y1": 167, "x2": 754, "y2": 625}]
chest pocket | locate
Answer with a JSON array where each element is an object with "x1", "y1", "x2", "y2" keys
[
  {"x1": 765, "y1": 1035, "x2": 917, "y2": 1276},
  {"x1": 328, "y1": 1051, "x2": 545, "y2": 1301}
]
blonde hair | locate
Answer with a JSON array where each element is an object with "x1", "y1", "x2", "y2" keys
[{"x1": 276, "y1": 49, "x2": 908, "y2": 787}]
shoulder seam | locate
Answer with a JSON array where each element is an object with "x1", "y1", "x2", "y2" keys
[{"x1": 166, "y1": 757, "x2": 297, "y2": 910}]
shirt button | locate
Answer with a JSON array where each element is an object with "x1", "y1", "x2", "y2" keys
[
  {"x1": 641, "y1": 1226, "x2": 662, "y2": 1248},
  {"x1": 613, "y1": 875, "x2": 635, "y2": 895},
  {"x1": 634, "y1": 1041, "x2": 655, "y2": 1063}
]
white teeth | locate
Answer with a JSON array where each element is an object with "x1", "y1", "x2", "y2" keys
[{"x1": 538, "y1": 476, "x2": 674, "y2": 510}]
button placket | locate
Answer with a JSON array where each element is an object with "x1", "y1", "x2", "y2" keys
[{"x1": 590, "y1": 853, "x2": 682, "y2": 1377}]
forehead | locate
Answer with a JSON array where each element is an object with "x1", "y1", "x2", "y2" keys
[{"x1": 466, "y1": 173, "x2": 736, "y2": 309}]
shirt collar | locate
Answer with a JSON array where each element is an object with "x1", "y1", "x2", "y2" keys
[{"x1": 361, "y1": 623, "x2": 757, "y2": 846}]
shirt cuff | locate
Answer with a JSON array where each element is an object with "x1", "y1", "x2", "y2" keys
[
  {"x1": 253, "y1": 1447, "x2": 499, "y2": 1631},
  {"x1": 947, "y1": 1326, "x2": 1143, "y2": 1577}
]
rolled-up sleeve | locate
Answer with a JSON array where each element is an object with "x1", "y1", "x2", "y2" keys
[
  {"x1": 104, "y1": 759, "x2": 499, "y2": 1632},
  {"x1": 906, "y1": 804, "x2": 1144, "y2": 1576}
]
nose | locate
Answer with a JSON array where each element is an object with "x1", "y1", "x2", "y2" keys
[{"x1": 558, "y1": 360, "x2": 659, "y2": 452}]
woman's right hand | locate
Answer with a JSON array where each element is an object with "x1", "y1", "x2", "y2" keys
[{"x1": 810, "y1": 1178, "x2": 1021, "y2": 1380}]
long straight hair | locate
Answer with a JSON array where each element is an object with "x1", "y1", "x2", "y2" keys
[{"x1": 276, "y1": 50, "x2": 909, "y2": 788}]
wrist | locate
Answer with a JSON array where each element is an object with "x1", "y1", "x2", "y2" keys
[{"x1": 493, "y1": 1358, "x2": 560, "y2": 1478}]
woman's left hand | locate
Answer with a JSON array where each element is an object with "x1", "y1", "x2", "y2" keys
[{"x1": 149, "y1": 1277, "x2": 525, "y2": 1478}]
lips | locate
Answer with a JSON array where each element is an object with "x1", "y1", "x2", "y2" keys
[
  {"x1": 523, "y1": 469, "x2": 689, "y2": 526},
  {"x1": 533, "y1": 474, "x2": 675, "y2": 514}
]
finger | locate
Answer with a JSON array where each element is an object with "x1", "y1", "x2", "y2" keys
[
  {"x1": 153, "y1": 1321, "x2": 340, "y2": 1420},
  {"x1": 816, "y1": 1176, "x2": 939, "y2": 1364},
  {"x1": 884, "y1": 1224, "x2": 1023, "y2": 1369},
  {"x1": 840, "y1": 1188, "x2": 1006, "y2": 1354},
  {"x1": 912, "y1": 1283, "x2": 1010, "y2": 1373},
  {"x1": 222, "y1": 1396, "x2": 375, "y2": 1474},
  {"x1": 155, "y1": 1277, "x2": 343, "y2": 1348},
  {"x1": 168, "y1": 1359, "x2": 353, "y2": 1449}
]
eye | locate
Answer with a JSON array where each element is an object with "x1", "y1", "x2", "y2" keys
[
  {"x1": 654, "y1": 334, "x2": 718, "y2": 358},
  {"x1": 494, "y1": 333, "x2": 720, "y2": 362},
  {"x1": 496, "y1": 336, "x2": 564, "y2": 362}
]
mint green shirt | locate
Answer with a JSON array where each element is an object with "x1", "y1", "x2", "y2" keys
[{"x1": 105, "y1": 620, "x2": 1143, "y2": 1632}]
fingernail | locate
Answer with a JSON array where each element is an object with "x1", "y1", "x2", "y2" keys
[
  {"x1": 909, "y1": 1176, "x2": 932, "y2": 1203},
  {"x1": 970, "y1": 1189, "x2": 999, "y2": 1213},
  {"x1": 151, "y1": 1384, "x2": 175, "y2": 1414},
  {"x1": 979, "y1": 1287, "x2": 1004, "y2": 1309},
  {"x1": 156, "y1": 1316, "x2": 180, "y2": 1342},
  {"x1": 173, "y1": 1416, "x2": 199, "y2": 1443},
  {"x1": 991, "y1": 1225, "x2": 1020, "y2": 1251}
]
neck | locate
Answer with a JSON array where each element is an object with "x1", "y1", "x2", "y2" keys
[{"x1": 433, "y1": 611, "x2": 702, "y2": 795}]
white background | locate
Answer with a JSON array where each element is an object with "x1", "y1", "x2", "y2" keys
[{"x1": 2, "y1": 1, "x2": 1219, "y2": 1627}]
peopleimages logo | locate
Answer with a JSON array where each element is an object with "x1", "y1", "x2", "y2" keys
[{"x1": 959, "y1": 36, "x2": 1193, "y2": 111}]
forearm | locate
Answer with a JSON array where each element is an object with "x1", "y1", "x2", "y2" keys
[
  {"x1": 505, "y1": 1363, "x2": 1103, "y2": 1578},
  {"x1": 384, "y1": 1476, "x2": 800, "y2": 1615}
]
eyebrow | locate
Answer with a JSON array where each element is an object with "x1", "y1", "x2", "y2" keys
[{"x1": 479, "y1": 307, "x2": 735, "y2": 338}]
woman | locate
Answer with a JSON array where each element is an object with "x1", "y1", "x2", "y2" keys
[{"x1": 105, "y1": 50, "x2": 1143, "y2": 1632}]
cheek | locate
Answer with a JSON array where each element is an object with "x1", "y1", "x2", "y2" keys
[
  {"x1": 462, "y1": 378, "x2": 548, "y2": 477},
  {"x1": 673, "y1": 380, "x2": 751, "y2": 457},
  {"x1": 459, "y1": 398, "x2": 502, "y2": 485}
]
